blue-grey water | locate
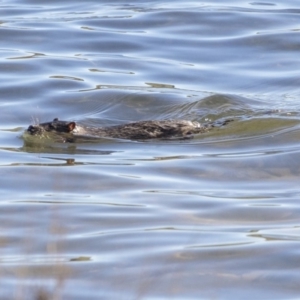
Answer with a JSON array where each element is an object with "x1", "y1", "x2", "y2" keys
[{"x1": 1, "y1": 1, "x2": 300, "y2": 299}]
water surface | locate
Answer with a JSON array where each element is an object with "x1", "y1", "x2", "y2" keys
[{"x1": 1, "y1": 0, "x2": 300, "y2": 299}]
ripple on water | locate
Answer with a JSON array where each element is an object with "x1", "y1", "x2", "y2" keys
[{"x1": 1, "y1": 0, "x2": 300, "y2": 299}]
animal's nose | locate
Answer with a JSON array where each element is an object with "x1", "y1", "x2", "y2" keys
[{"x1": 27, "y1": 125, "x2": 38, "y2": 134}]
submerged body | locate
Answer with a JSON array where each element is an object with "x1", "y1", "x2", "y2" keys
[{"x1": 27, "y1": 118, "x2": 213, "y2": 141}]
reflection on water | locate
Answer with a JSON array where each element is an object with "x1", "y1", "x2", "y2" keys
[{"x1": 1, "y1": 0, "x2": 300, "y2": 299}]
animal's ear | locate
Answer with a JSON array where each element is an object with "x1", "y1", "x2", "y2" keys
[{"x1": 67, "y1": 122, "x2": 76, "y2": 132}]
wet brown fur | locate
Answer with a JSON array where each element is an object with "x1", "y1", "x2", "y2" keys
[{"x1": 27, "y1": 118, "x2": 229, "y2": 141}]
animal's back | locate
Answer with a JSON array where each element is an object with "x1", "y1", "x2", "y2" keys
[{"x1": 98, "y1": 120, "x2": 205, "y2": 139}]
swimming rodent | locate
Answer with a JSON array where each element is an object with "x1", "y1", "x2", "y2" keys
[{"x1": 27, "y1": 118, "x2": 232, "y2": 141}]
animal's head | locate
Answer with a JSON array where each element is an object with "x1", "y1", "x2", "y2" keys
[{"x1": 27, "y1": 118, "x2": 76, "y2": 135}]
